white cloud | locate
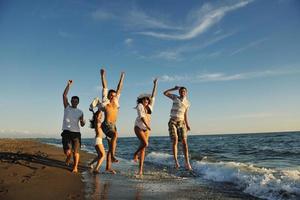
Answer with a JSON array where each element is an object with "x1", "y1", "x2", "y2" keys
[
  {"x1": 138, "y1": 0, "x2": 253, "y2": 40},
  {"x1": 230, "y1": 38, "x2": 268, "y2": 56},
  {"x1": 124, "y1": 38, "x2": 133, "y2": 46},
  {"x1": 154, "y1": 32, "x2": 235, "y2": 61},
  {"x1": 231, "y1": 113, "x2": 275, "y2": 119},
  {"x1": 126, "y1": 10, "x2": 182, "y2": 30},
  {"x1": 58, "y1": 31, "x2": 73, "y2": 38},
  {"x1": 91, "y1": 9, "x2": 116, "y2": 21},
  {"x1": 159, "y1": 68, "x2": 300, "y2": 83}
]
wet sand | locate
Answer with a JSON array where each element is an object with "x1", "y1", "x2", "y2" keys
[{"x1": 0, "y1": 139, "x2": 260, "y2": 200}]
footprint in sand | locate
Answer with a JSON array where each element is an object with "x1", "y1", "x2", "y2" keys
[{"x1": 0, "y1": 188, "x2": 8, "y2": 196}]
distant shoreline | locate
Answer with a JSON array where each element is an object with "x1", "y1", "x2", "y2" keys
[{"x1": 0, "y1": 130, "x2": 299, "y2": 139}]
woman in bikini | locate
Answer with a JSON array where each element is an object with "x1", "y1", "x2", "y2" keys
[
  {"x1": 88, "y1": 98, "x2": 106, "y2": 173},
  {"x1": 133, "y1": 78, "x2": 158, "y2": 176}
]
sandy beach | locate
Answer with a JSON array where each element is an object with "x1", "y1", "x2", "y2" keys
[
  {"x1": 0, "y1": 139, "x2": 261, "y2": 200},
  {"x1": 0, "y1": 139, "x2": 93, "y2": 200}
]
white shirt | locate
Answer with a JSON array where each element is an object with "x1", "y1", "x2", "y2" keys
[
  {"x1": 98, "y1": 88, "x2": 120, "y2": 110},
  {"x1": 169, "y1": 94, "x2": 190, "y2": 121},
  {"x1": 135, "y1": 98, "x2": 155, "y2": 130},
  {"x1": 62, "y1": 105, "x2": 83, "y2": 132}
]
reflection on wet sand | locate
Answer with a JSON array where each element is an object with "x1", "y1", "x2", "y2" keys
[{"x1": 85, "y1": 173, "x2": 110, "y2": 200}]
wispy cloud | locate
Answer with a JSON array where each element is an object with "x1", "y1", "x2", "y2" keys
[
  {"x1": 126, "y1": 9, "x2": 182, "y2": 30},
  {"x1": 160, "y1": 68, "x2": 300, "y2": 83},
  {"x1": 58, "y1": 31, "x2": 74, "y2": 38},
  {"x1": 154, "y1": 32, "x2": 235, "y2": 61},
  {"x1": 230, "y1": 38, "x2": 268, "y2": 56},
  {"x1": 230, "y1": 112, "x2": 275, "y2": 119},
  {"x1": 91, "y1": 9, "x2": 116, "y2": 21},
  {"x1": 138, "y1": 0, "x2": 253, "y2": 40},
  {"x1": 124, "y1": 38, "x2": 133, "y2": 46}
]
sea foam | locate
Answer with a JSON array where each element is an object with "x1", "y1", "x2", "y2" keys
[{"x1": 146, "y1": 151, "x2": 300, "y2": 200}]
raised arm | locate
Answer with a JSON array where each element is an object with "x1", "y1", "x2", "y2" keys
[
  {"x1": 100, "y1": 68, "x2": 107, "y2": 89},
  {"x1": 116, "y1": 72, "x2": 125, "y2": 95},
  {"x1": 151, "y1": 78, "x2": 158, "y2": 99},
  {"x1": 163, "y1": 86, "x2": 180, "y2": 99},
  {"x1": 63, "y1": 80, "x2": 73, "y2": 108}
]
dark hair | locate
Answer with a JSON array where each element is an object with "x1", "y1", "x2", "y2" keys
[
  {"x1": 89, "y1": 110, "x2": 101, "y2": 129},
  {"x1": 136, "y1": 97, "x2": 152, "y2": 114},
  {"x1": 179, "y1": 87, "x2": 187, "y2": 92},
  {"x1": 108, "y1": 89, "x2": 117, "y2": 98},
  {"x1": 71, "y1": 96, "x2": 80, "y2": 102}
]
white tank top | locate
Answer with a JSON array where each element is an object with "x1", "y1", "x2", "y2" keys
[{"x1": 62, "y1": 105, "x2": 83, "y2": 132}]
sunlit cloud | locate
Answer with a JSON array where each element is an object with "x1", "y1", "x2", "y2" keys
[{"x1": 138, "y1": 0, "x2": 253, "y2": 40}]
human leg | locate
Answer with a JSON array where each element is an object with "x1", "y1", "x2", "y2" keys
[
  {"x1": 178, "y1": 124, "x2": 192, "y2": 170},
  {"x1": 62, "y1": 132, "x2": 72, "y2": 166},
  {"x1": 105, "y1": 139, "x2": 116, "y2": 174},
  {"x1": 94, "y1": 144, "x2": 105, "y2": 172},
  {"x1": 182, "y1": 138, "x2": 192, "y2": 170},
  {"x1": 133, "y1": 126, "x2": 147, "y2": 162},
  {"x1": 71, "y1": 137, "x2": 81, "y2": 173},
  {"x1": 134, "y1": 126, "x2": 149, "y2": 175},
  {"x1": 111, "y1": 131, "x2": 119, "y2": 163},
  {"x1": 169, "y1": 120, "x2": 179, "y2": 169}
]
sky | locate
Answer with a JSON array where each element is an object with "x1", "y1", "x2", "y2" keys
[{"x1": 0, "y1": 0, "x2": 300, "y2": 138}]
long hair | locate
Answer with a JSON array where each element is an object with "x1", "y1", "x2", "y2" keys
[
  {"x1": 136, "y1": 97, "x2": 152, "y2": 114},
  {"x1": 89, "y1": 110, "x2": 101, "y2": 129}
]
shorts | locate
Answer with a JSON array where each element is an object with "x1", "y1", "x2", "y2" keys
[
  {"x1": 101, "y1": 121, "x2": 117, "y2": 139},
  {"x1": 168, "y1": 119, "x2": 187, "y2": 142},
  {"x1": 61, "y1": 130, "x2": 81, "y2": 153},
  {"x1": 95, "y1": 137, "x2": 103, "y2": 145}
]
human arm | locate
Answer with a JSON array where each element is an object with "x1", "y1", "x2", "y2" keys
[
  {"x1": 151, "y1": 78, "x2": 158, "y2": 99},
  {"x1": 100, "y1": 68, "x2": 107, "y2": 89},
  {"x1": 141, "y1": 117, "x2": 151, "y2": 131},
  {"x1": 163, "y1": 86, "x2": 180, "y2": 99},
  {"x1": 79, "y1": 114, "x2": 86, "y2": 127},
  {"x1": 116, "y1": 72, "x2": 125, "y2": 96},
  {"x1": 63, "y1": 80, "x2": 72, "y2": 108},
  {"x1": 137, "y1": 104, "x2": 151, "y2": 131},
  {"x1": 184, "y1": 109, "x2": 190, "y2": 131}
]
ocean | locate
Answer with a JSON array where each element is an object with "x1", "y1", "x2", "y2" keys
[{"x1": 41, "y1": 131, "x2": 300, "y2": 200}]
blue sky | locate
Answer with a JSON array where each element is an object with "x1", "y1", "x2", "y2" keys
[{"x1": 0, "y1": 0, "x2": 299, "y2": 138}]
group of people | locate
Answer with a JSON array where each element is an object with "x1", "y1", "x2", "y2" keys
[{"x1": 61, "y1": 68, "x2": 192, "y2": 175}]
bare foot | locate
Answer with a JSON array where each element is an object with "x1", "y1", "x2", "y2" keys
[
  {"x1": 65, "y1": 155, "x2": 71, "y2": 166},
  {"x1": 105, "y1": 169, "x2": 116, "y2": 174},
  {"x1": 185, "y1": 163, "x2": 193, "y2": 171},
  {"x1": 93, "y1": 170, "x2": 100, "y2": 174},
  {"x1": 135, "y1": 173, "x2": 143, "y2": 178},
  {"x1": 133, "y1": 154, "x2": 139, "y2": 163},
  {"x1": 72, "y1": 168, "x2": 78, "y2": 173},
  {"x1": 174, "y1": 162, "x2": 180, "y2": 169},
  {"x1": 112, "y1": 157, "x2": 119, "y2": 163}
]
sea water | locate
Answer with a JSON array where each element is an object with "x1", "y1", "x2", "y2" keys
[{"x1": 41, "y1": 131, "x2": 300, "y2": 200}]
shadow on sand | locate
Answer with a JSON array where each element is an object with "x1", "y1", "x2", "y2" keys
[{"x1": 0, "y1": 151, "x2": 88, "y2": 172}]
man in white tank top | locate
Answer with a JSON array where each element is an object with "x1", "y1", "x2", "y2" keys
[{"x1": 61, "y1": 80, "x2": 85, "y2": 173}]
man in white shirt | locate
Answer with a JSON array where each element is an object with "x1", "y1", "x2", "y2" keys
[
  {"x1": 61, "y1": 80, "x2": 85, "y2": 173},
  {"x1": 164, "y1": 86, "x2": 192, "y2": 171}
]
